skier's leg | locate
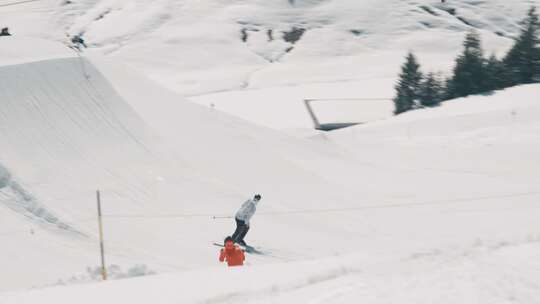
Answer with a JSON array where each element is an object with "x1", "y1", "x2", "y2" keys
[
  {"x1": 231, "y1": 219, "x2": 244, "y2": 242},
  {"x1": 237, "y1": 224, "x2": 250, "y2": 245}
]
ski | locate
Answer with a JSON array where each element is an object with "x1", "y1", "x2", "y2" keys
[{"x1": 213, "y1": 242, "x2": 265, "y2": 255}]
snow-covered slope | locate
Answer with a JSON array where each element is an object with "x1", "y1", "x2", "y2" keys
[
  {"x1": 3, "y1": 242, "x2": 540, "y2": 304},
  {"x1": 0, "y1": 37, "x2": 366, "y2": 291},
  {"x1": 8, "y1": 0, "x2": 536, "y2": 94},
  {"x1": 2, "y1": 1, "x2": 540, "y2": 302},
  {"x1": 53, "y1": 0, "x2": 531, "y2": 94},
  {"x1": 2, "y1": 72, "x2": 540, "y2": 301},
  {"x1": 7, "y1": 0, "x2": 538, "y2": 129}
]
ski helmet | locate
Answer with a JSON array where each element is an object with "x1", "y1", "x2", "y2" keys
[{"x1": 254, "y1": 194, "x2": 262, "y2": 200}]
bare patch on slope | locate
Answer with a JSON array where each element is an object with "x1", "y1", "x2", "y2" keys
[{"x1": 238, "y1": 24, "x2": 307, "y2": 61}]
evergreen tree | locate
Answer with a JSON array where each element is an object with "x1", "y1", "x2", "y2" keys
[
  {"x1": 393, "y1": 52, "x2": 423, "y2": 115},
  {"x1": 503, "y1": 6, "x2": 540, "y2": 85},
  {"x1": 484, "y1": 54, "x2": 510, "y2": 91},
  {"x1": 419, "y1": 72, "x2": 444, "y2": 107},
  {"x1": 442, "y1": 76, "x2": 454, "y2": 101},
  {"x1": 448, "y1": 30, "x2": 487, "y2": 98}
]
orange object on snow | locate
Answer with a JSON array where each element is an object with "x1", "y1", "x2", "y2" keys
[{"x1": 219, "y1": 239, "x2": 245, "y2": 267}]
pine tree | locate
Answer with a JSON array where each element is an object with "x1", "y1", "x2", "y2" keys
[
  {"x1": 419, "y1": 72, "x2": 444, "y2": 107},
  {"x1": 484, "y1": 54, "x2": 510, "y2": 91},
  {"x1": 393, "y1": 52, "x2": 423, "y2": 115},
  {"x1": 503, "y1": 6, "x2": 540, "y2": 85},
  {"x1": 448, "y1": 31, "x2": 487, "y2": 98},
  {"x1": 442, "y1": 76, "x2": 454, "y2": 101}
]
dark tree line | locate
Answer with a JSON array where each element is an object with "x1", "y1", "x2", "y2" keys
[{"x1": 393, "y1": 7, "x2": 540, "y2": 115}]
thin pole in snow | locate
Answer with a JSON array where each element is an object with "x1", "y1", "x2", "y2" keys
[
  {"x1": 96, "y1": 190, "x2": 108, "y2": 281},
  {"x1": 303, "y1": 99, "x2": 321, "y2": 130},
  {"x1": 212, "y1": 215, "x2": 233, "y2": 220}
]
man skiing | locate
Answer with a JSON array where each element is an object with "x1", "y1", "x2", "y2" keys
[
  {"x1": 231, "y1": 194, "x2": 262, "y2": 247},
  {"x1": 219, "y1": 236, "x2": 245, "y2": 267},
  {"x1": 0, "y1": 27, "x2": 11, "y2": 37},
  {"x1": 69, "y1": 34, "x2": 87, "y2": 50}
]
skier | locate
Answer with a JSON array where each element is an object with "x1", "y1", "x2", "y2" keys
[
  {"x1": 219, "y1": 236, "x2": 245, "y2": 267},
  {"x1": 231, "y1": 194, "x2": 262, "y2": 247},
  {"x1": 0, "y1": 27, "x2": 11, "y2": 36},
  {"x1": 70, "y1": 34, "x2": 87, "y2": 50}
]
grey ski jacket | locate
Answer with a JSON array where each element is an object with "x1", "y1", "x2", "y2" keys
[{"x1": 235, "y1": 199, "x2": 259, "y2": 225}]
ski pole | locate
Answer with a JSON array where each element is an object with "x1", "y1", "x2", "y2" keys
[{"x1": 212, "y1": 215, "x2": 233, "y2": 220}]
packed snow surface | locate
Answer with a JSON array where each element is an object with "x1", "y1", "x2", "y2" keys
[
  {"x1": 1, "y1": 0, "x2": 540, "y2": 303},
  {"x1": 1, "y1": 50, "x2": 539, "y2": 300},
  {"x1": 1, "y1": 37, "x2": 540, "y2": 301}
]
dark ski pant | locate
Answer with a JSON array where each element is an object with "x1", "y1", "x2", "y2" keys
[{"x1": 231, "y1": 218, "x2": 249, "y2": 243}]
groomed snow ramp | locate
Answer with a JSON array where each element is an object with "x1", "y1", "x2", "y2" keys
[
  {"x1": 0, "y1": 53, "x2": 236, "y2": 290},
  {"x1": 0, "y1": 51, "x2": 244, "y2": 236},
  {"x1": 0, "y1": 41, "x2": 359, "y2": 291},
  {"x1": 0, "y1": 57, "x2": 165, "y2": 215}
]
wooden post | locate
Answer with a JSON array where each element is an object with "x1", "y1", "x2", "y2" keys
[
  {"x1": 96, "y1": 190, "x2": 107, "y2": 281},
  {"x1": 303, "y1": 99, "x2": 321, "y2": 130}
]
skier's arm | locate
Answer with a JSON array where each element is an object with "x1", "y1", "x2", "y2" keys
[
  {"x1": 244, "y1": 203, "x2": 257, "y2": 225},
  {"x1": 240, "y1": 249, "x2": 245, "y2": 261}
]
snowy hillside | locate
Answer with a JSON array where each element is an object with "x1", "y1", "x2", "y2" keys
[
  {"x1": 3, "y1": 241, "x2": 540, "y2": 303},
  {"x1": 5, "y1": 0, "x2": 538, "y2": 129},
  {"x1": 0, "y1": 37, "x2": 368, "y2": 291},
  {"x1": 1, "y1": 1, "x2": 540, "y2": 303},
  {"x1": 53, "y1": 0, "x2": 533, "y2": 94},
  {"x1": 1, "y1": 37, "x2": 539, "y2": 299},
  {"x1": 6, "y1": 1, "x2": 535, "y2": 93}
]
